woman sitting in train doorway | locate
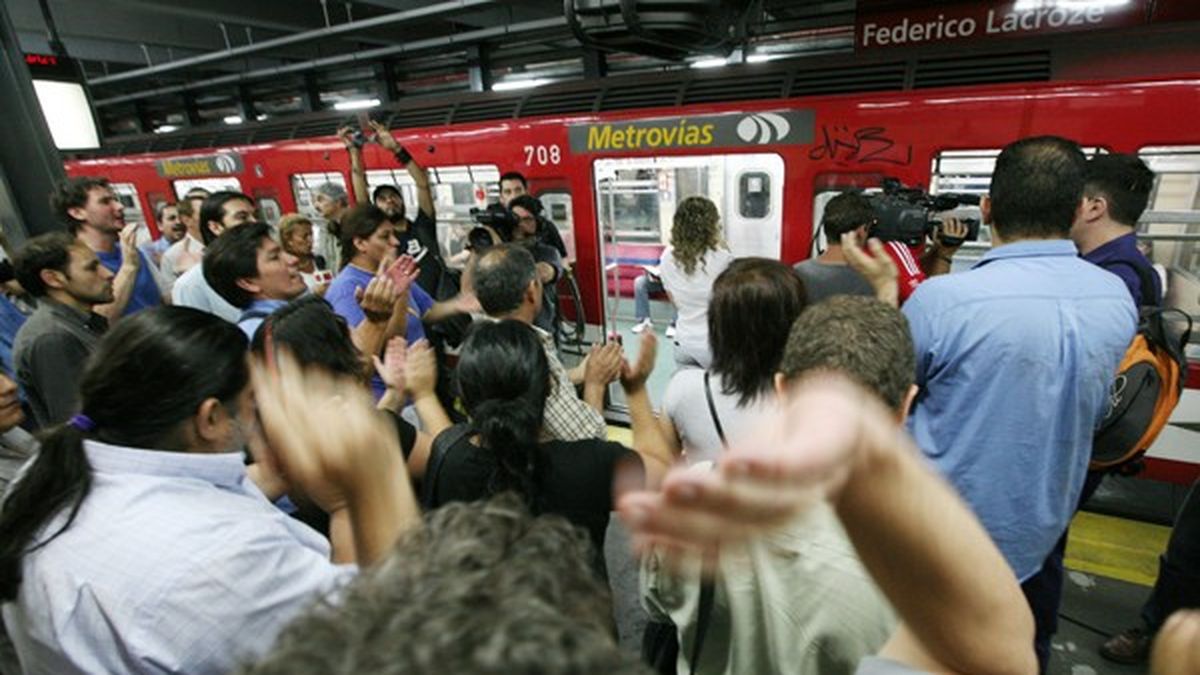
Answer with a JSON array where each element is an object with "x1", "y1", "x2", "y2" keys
[
  {"x1": 658, "y1": 196, "x2": 733, "y2": 369},
  {"x1": 277, "y1": 214, "x2": 333, "y2": 295}
]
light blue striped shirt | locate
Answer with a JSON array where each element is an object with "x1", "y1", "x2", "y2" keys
[
  {"x1": 4, "y1": 440, "x2": 355, "y2": 675},
  {"x1": 903, "y1": 239, "x2": 1135, "y2": 581}
]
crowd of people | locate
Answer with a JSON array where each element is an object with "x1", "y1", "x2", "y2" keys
[{"x1": 0, "y1": 127, "x2": 1193, "y2": 675}]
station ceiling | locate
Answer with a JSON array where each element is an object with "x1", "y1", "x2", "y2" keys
[{"x1": 10, "y1": 0, "x2": 859, "y2": 135}]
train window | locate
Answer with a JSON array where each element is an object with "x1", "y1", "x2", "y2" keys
[
  {"x1": 291, "y1": 172, "x2": 348, "y2": 259},
  {"x1": 538, "y1": 190, "x2": 575, "y2": 261},
  {"x1": 365, "y1": 164, "x2": 499, "y2": 264},
  {"x1": 1138, "y1": 146, "x2": 1200, "y2": 331},
  {"x1": 929, "y1": 148, "x2": 1106, "y2": 267},
  {"x1": 738, "y1": 172, "x2": 771, "y2": 219},
  {"x1": 172, "y1": 178, "x2": 242, "y2": 199},
  {"x1": 258, "y1": 198, "x2": 283, "y2": 226}
]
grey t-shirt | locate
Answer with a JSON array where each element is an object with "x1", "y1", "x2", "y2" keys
[{"x1": 794, "y1": 259, "x2": 874, "y2": 305}]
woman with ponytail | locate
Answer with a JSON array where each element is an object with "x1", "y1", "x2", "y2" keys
[
  {"x1": 422, "y1": 319, "x2": 674, "y2": 566},
  {"x1": 0, "y1": 306, "x2": 417, "y2": 675}
]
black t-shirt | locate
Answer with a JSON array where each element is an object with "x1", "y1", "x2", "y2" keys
[
  {"x1": 397, "y1": 208, "x2": 444, "y2": 298},
  {"x1": 429, "y1": 431, "x2": 643, "y2": 558}
]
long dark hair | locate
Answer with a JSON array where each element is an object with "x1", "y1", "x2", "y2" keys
[
  {"x1": 251, "y1": 296, "x2": 366, "y2": 382},
  {"x1": 0, "y1": 307, "x2": 249, "y2": 601},
  {"x1": 708, "y1": 257, "x2": 807, "y2": 406},
  {"x1": 456, "y1": 320, "x2": 550, "y2": 508}
]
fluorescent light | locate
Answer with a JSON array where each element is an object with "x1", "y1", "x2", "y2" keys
[
  {"x1": 746, "y1": 53, "x2": 777, "y2": 64},
  {"x1": 154, "y1": 124, "x2": 180, "y2": 134},
  {"x1": 492, "y1": 78, "x2": 550, "y2": 92},
  {"x1": 255, "y1": 113, "x2": 268, "y2": 121},
  {"x1": 223, "y1": 115, "x2": 244, "y2": 125},
  {"x1": 31, "y1": 80, "x2": 100, "y2": 149},
  {"x1": 691, "y1": 58, "x2": 728, "y2": 69},
  {"x1": 333, "y1": 98, "x2": 381, "y2": 111}
]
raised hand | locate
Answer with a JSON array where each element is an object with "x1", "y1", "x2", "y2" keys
[
  {"x1": 355, "y1": 273, "x2": 399, "y2": 323},
  {"x1": 403, "y1": 339, "x2": 438, "y2": 398},
  {"x1": 251, "y1": 350, "x2": 405, "y2": 515},
  {"x1": 371, "y1": 337, "x2": 408, "y2": 392},
  {"x1": 368, "y1": 120, "x2": 400, "y2": 153},
  {"x1": 118, "y1": 223, "x2": 141, "y2": 268},
  {"x1": 336, "y1": 126, "x2": 358, "y2": 151},
  {"x1": 584, "y1": 341, "x2": 623, "y2": 387},
  {"x1": 385, "y1": 255, "x2": 420, "y2": 296},
  {"x1": 619, "y1": 331, "x2": 657, "y2": 391},
  {"x1": 618, "y1": 375, "x2": 882, "y2": 554},
  {"x1": 842, "y1": 233, "x2": 899, "y2": 307}
]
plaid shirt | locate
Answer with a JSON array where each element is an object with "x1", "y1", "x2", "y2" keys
[{"x1": 533, "y1": 326, "x2": 608, "y2": 441}]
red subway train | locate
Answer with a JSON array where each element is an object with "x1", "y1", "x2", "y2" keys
[{"x1": 65, "y1": 74, "x2": 1200, "y2": 486}]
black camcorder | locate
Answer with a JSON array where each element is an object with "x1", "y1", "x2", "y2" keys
[
  {"x1": 866, "y1": 179, "x2": 981, "y2": 248},
  {"x1": 470, "y1": 203, "x2": 517, "y2": 235}
]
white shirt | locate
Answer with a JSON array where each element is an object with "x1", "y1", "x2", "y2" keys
[
  {"x1": 171, "y1": 264, "x2": 240, "y2": 323},
  {"x1": 4, "y1": 440, "x2": 355, "y2": 675},
  {"x1": 160, "y1": 234, "x2": 205, "y2": 284},
  {"x1": 658, "y1": 246, "x2": 734, "y2": 368}
]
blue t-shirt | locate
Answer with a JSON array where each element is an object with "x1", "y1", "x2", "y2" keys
[
  {"x1": 1082, "y1": 232, "x2": 1162, "y2": 307},
  {"x1": 95, "y1": 244, "x2": 161, "y2": 316},
  {"x1": 903, "y1": 239, "x2": 1135, "y2": 581},
  {"x1": 326, "y1": 264, "x2": 435, "y2": 397}
]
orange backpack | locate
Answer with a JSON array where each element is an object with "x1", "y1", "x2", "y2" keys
[{"x1": 1091, "y1": 265, "x2": 1191, "y2": 471}]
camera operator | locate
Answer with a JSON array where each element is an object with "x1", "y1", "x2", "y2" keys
[
  {"x1": 499, "y1": 171, "x2": 568, "y2": 258},
  {"x1": 919, "y1": 217, "x2": 969, "y2": 277},
  {"x1": 341, "y1": 122, "x2": 448, "y2": 301},
  {"x1": 467, "y1": 197, "x2": 562, "y2": 337},
  {"x1": 799, "y1": 192, "x2": 934, "y2": 305}
]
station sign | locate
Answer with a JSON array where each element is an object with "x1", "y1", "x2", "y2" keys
[
  {"x1": 155, "y1": 152, "x2": 244, "y2": 178},
  {"x1": 856, "y1": 1, "x2": 1147, "y2": 50},
  {"x1": 568, "y1": 110, "x2": 814, "y2": 154}
]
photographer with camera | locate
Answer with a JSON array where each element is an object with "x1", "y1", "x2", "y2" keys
[
  {"x1": 467, "y1": 196, "x2": 563, "y2": 337},
  {"x1": 798, "y1": 192, "x2": 930, "y2": 305},
  {"x1": 499, "y1": 171, "x2": 568, "y2": 258},
  {"x1": 342, "y1": 121, "x2": 448, "y2": 301}
]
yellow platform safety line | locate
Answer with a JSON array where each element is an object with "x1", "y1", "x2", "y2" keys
[
  {"x1": 1066, "y1": 511, "x2": 1171, "y2": 587},
  {"x1": 607, "y1": 428, "x2": 1171, "y2": 587}
]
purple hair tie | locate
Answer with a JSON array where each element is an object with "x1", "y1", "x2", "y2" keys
[{"x1": 68, "y1": 414, "x2": 96, "y2": 432}]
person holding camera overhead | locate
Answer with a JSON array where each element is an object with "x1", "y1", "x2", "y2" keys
[{"x1": 341, "y1": 121, "x2": 448, "y2": 301}]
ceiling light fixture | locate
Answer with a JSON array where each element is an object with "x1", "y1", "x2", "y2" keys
[{"x1": 333, "y1": 98, "x2": 381, "y2": 111}]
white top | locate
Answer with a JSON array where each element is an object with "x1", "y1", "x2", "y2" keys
[
  {"x1": 658, "y1": 246, "x2": 734, "y2": 368},
  {"x1": 5, "y1": 440, "x2": 356, "y2": 675},
  {"x1": 171, "y1": 263, "x2": 240, "y2": 323},
  {"x1": 663, "y1": 368, "x2": 775, "y2": 466},
  {"x1": 160, "y1": 234, "x2": 205, "y2": 284}
]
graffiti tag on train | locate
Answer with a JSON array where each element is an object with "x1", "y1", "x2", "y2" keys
[{"x1": 808, "y1": 125, "x2": 912, "y2": 165}]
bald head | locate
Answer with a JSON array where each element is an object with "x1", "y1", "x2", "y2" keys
[{"x1": 474, "y1": 244, "x2": 538, "y2": 318}]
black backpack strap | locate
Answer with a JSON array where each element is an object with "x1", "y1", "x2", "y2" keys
[
  {"x1": 420, "y1": 424, "x2": 472, "y2": 509},
  {"x1": 703, "y1": 371, "x2": 727, "y2": 448},
  {"x1": 1100, "y1": 258, "x2": 1159, "y2": 308},
  {"x1": 689, "y1": 576, "x2": 716, "y2": 675}
]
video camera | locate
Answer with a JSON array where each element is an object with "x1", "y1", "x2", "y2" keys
[
  {"x1": 470, "y1": 203, "x2": 517, "y2": 234},
  {"x1": 866, "y1": 179, "x2": 981, "y2": 248}
]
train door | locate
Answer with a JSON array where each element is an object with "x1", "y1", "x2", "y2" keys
[
  {"x1": 363, "y1": 164, "x2": 499, "y2": 264},
  {"x1": 592, "y1": 153, "x2": 785, "y2": 409}
]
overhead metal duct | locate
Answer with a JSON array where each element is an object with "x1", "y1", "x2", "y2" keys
[
  {"x1": 89, "y1": 0, "x2": 500, "y2": 86},
  {"x1": 565, "y1": 0, "x2": 763, "y2": 61}
]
